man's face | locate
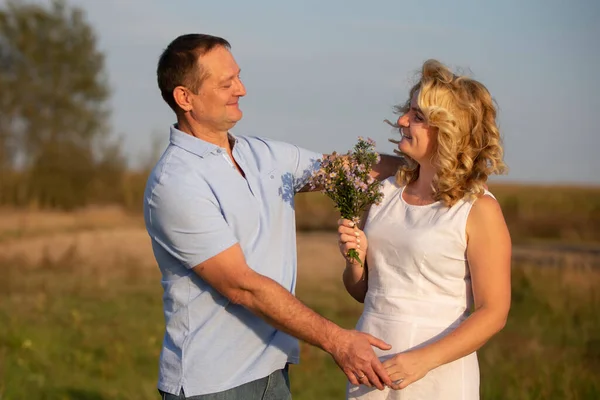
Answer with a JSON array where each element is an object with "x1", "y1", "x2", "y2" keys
[{"x1": 189, "y1": 46, "x2": 246, "y2": 132}]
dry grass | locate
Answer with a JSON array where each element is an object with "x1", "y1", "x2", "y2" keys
[
  {"x1": 297, "y1": 231, "x2": 346, "y2": 282},
  {"x1": 0, "y1": 206, "x2": 142, "y2": 242},
  {"x1": 0, "y1": 227, "x2": 154, "y2": 268}
]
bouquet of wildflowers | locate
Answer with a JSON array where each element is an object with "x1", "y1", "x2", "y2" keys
[{"x1": 310, "y1": 137, "x2": 384, "y2": 265}]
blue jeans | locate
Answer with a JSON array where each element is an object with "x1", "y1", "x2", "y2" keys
[{"x1": 159, "y1": 366, "x2": 291, "y2": 400}]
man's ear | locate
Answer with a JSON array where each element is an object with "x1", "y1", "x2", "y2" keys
[{"x1": 173, "y1": 86, "x2": 193, "y2": 112}]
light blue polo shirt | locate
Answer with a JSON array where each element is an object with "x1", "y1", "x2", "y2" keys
[{"x1": 143, "y1": 125, "x2": 321, "y2": 396}]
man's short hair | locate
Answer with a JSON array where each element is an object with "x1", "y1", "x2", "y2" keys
[{"x1": 157, "y1": 34, "x2": 231, "y2": 112}]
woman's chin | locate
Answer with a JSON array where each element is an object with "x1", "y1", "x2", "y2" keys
[{"x1": 398, "y1": 143, "x2": 411, "y2": 156}]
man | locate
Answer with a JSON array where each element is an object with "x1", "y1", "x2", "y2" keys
[{"x1": 144, "y1": 33, "x2": 402, "y2": 399}]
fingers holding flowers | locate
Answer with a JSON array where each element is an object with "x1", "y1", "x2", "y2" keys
[{"x1": 337, "y1": 218, "x2": 367, "y2": 264}]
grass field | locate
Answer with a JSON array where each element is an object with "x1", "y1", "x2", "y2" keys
[{"x1": 0, "y1": 207, "x2": 599, "y2": 399}]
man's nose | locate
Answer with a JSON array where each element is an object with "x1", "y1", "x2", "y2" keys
[{"x1": 235, "y1": 80, "x2": 246, "y2": 97}]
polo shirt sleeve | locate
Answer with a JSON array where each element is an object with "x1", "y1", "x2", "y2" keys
[
  {"x1": 147, "y1": 180, "x2": 238, "y2": 269},
  {"x1": 291, "y1": 146, "x2": 322, "y2": 192},
  {"x1": 262, "y1": 139, "x2": 322, "y2": 192}
]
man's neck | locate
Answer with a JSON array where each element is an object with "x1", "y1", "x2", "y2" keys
[{"x1": 176, "y1": 118, "x2": 231, "y2": 149}]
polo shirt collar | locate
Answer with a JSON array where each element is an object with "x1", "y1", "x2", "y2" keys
[{"x1": 169, "y1": 124, "x2": 239, "y2": 158}]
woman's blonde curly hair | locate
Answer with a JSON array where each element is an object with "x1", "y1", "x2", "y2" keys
[{"x1": 393, "y1": 59, "x2": 507, "y2": 207}]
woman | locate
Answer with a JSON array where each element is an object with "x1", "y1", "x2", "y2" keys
[{"x1": 337, "y1": 59, "x2": 511, "y2": 399}]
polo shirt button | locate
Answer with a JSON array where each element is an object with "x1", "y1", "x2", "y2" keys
[{"x1": 270, "y1": 175, "x2": 275, "y2": 179}]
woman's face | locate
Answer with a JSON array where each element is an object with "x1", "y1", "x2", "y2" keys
[{"x1": 396, "y1": 90, "x2": 438, "y2": 165}]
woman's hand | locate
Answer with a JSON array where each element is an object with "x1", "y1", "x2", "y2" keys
[
  {"x1": 338, "y1": 216, "x2": 370, "y2": 302},
  {"x1": 337, "y1": 218, "x2": 368, "y2": 265},
  {"x1": 382, "y1": 350, "x2": 433, "y2": 390}
]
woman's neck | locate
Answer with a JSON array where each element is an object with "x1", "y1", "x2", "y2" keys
[{"x1": 410, "y1": 164, "x2": 436, "y2": 199}]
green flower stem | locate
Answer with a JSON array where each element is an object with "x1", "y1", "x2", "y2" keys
[{"x1": 347, "y1": 248, "x2": 363, "y2": 266}]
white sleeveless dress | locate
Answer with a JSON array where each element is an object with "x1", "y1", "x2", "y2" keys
[{"x1": 347, "y1": 177, "x2": 490, "y2": 400}]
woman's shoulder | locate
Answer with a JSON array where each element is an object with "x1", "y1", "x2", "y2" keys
[
  {"x1": 467, "y1": 191, "x2": 503, "y2": 224},
  {"x1": 451, "y1": 188, "x2": 499, "y2": 218},
  {"x1": 465, "y1": 190, "x2": 510, "y2": 245},
  {"x1": 482, "y1": 188, "x2": 496, "y2": 200},
  {"x1": 460, "y1": 187, "x2": 497, "y2": 205}
]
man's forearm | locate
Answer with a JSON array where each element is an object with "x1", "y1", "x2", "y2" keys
[
  {"x1": 232, "y1": 271, "x2": 342, "y2": 353},
  {"x1": 371, "y1": 153, "x2": 405, "y2": 181}
]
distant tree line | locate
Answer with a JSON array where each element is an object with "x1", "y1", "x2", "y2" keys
[{"x1": 0, "y1": 0, "x2": 147, "y2": 210}]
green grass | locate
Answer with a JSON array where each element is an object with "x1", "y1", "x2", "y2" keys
[
  {"x1": 0, "y1": 251, "x2": 164, "y2": 400},
  {"x1": 1, "y1": 252, "x2": 598, "y2": 399}
]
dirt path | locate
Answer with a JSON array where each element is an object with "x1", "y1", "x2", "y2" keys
[{"x1": 1, "y1": 227, "x2": 598, "y2": 272}]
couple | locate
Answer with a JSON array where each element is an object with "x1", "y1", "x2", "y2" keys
[{"x1": 143, "y1": 33, "x2": 511, "y2": 400}]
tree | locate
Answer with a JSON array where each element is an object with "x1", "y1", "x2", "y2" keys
[{"x1": 0, "y1": 0, "x2": 123, "y2": 208}]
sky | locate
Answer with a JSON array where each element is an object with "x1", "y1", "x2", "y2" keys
[{"x1": 33, "y1": 0, "x2": 600, "y2": 184}]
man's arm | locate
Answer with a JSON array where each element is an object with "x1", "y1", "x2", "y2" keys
[
  {"x1": 370, "y1": 153, "x2": 405, "y2": 181},
  {"x1": 193, "y1": 243, "x2": 395, "y2": 390}
]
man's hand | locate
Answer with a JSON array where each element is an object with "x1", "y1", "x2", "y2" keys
[{"x1": 328, "y1": 329, "x2": 394, "y2": 390}]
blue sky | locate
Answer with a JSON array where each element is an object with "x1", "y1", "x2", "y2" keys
[{"x1": 37, "y1": 0, "x2": 600, "y2": 184}]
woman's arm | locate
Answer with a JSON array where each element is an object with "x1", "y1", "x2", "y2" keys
[
  {"x1": 338, "y1": 209, "x2": 372, "y2": 303},
  {"x1": 382, "y1": 195, "x2": 512, "y2": 388},
  {"x1": 342, "y1": 258, "x2": 368, "y2": 303}
]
